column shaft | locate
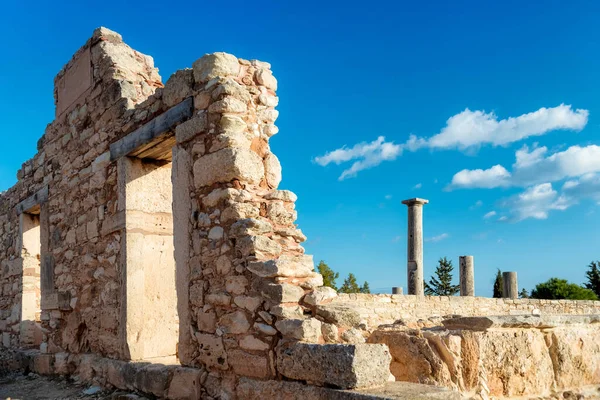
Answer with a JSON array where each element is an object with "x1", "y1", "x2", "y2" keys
[
  {"x1": 503, "y1": 271, "x2": 518, "y2": 299},
  {"x1": 459, "y1": 256, "x2": 475, "y2": 296}
]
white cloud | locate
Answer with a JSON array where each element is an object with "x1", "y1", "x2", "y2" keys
[
  {"x1": 315, "y1": 105, "x2": 587, "y2": 179},
  {"x1": 503, "y1": 183, "x2": 573, "y2": 221},
  {"x1": 425, "y1": 233, "x2": 449, "y2": 242},
  {"x1": 450, "y1": 165, "x2": 511, "y2": 189},
  {"x1": 483, "y1": 211, "x2": 497, "y2": 219},
  {"x1": 391, "y1": 235, "x2": 402, "y2": 243},
  {"x1": 314, "y1": 136, "x2": 402, "y2": 180},
  {"x1": 469, "y1": 200, "x2": 483, "y2": 210},
  {"x1": 498, "y1": 216, "x2": 508, "y2": 221},
  {"x1": 385, "y1": 194, "x2": 393, "y2": 200},
  {"x1": 423, "y1": 105, "x2": 588, "y2": 150},
  {"x1": 561, "y1": 173, "x2": 600, "y2": 203},
  {"x1": 413, "y1": 183, "x2": 422, "y2": 189},
  {"x1": 450, "y1": 144, "x2": 600, "y2": 190}
]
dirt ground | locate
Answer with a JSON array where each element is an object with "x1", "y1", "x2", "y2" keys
[{"x1": 0, "y1": 373, "x2": 148, "y2": 400}]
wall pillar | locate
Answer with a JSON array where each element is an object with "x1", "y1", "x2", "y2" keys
[
  {"x1": 503, "y1": 271, "x2": 518, "y2": 299},
  {"x1": 459, "y1": 256, "x2": 475, "y2": 296},
  {"x1": 401, "y1": 198, "x2": 428, "y2": 296}
]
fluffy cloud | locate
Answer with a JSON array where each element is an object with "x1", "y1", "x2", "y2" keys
[
  {"x1": 450, "y1": 165, "x2": 511, "y2": 189},
  {"x1": 425, "y1": 233, "x2": 449, "y2": 242},
  {"x1": 315, "y1": 105, "x2": 587, "y2": 179},
  {"x1": 413, "y1": 183, "x2": 422, "y2": 189},
  {"x1": 502, "y1": 183, "x2": 572, "y2": 221},
  {"x1": 314, "y1": 136, "x2": 402, "y2": 180},
  {"x1": 449, "y1": 144, "x2": 600, "y2": 189},
  {"x1": 423, "y1": 105, "x2": 588, "y2": 150}
]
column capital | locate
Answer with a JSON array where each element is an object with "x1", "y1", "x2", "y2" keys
[{"x1": 402, "y1": 198, "x2": 429, "y2": 206}]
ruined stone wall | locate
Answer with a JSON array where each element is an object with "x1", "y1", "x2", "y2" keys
[{"x1": 321, "y1": 294, "x2": 600, "y2": 331}]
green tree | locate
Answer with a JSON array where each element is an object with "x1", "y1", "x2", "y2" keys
[
  {"x1": 339, "y1": 273, "x2": 361, "y2": 293},
  {"x1": 317, "y1": 260, "x2": 339, "y2": 291},
  {"x1": 585, "y1": 261, "x2": 600, "y2": 298},
  {"x1": 530, "y1": 278, "x2": 598, "y2": 300},
  {"x1": 424, "y1": 257, "x2": 460, "y2": 296},
  {"x1": 519, "y1": 288, "x2": 529, "y2": 299},
  {"x1": 360, "y1": 281, "x2": 371, "y2": 294},
  {"x1": 493, "y1": 269, "x2": 503, "y2": 298}
]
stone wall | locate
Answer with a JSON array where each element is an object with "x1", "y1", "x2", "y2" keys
[{"x1": 319, "y1": 294, "x2": 600, "y2": 331}]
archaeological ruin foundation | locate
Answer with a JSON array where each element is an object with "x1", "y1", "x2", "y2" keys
[{"x1": 1, "y1": 28, "x2": 599, "y2": 399}]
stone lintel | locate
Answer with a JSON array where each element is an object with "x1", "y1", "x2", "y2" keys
[
  {"x1": 16, "y1": 186, "x2": 49, "y2": 215},
  {"x1": 401, "y1": 198, "x2": 429, "y2": 206},
  {"x1": 110, "y1": 97, "x2": 193, "y2": 161}
]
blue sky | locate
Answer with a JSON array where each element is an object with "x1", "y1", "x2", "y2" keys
[{"x1": 1, "y1": 1, "x2": 599, "y2": 295}]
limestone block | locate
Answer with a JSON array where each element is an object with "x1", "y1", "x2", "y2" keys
[
  {"x1": 209, "y1": 131, "x2": 251, "y2": 153},
  {"x1": 271, "y1": 305, "x2": 304, "y2": 320},
  {"x1": 276, "y1": 342, "x2": 391, "y2": 389},
  {"x1": 264, "y1": 153, "x2": 282, "y2": 188},
  {"x1": 208, "y1": 97, "x2": 247, "y2": 114},
  {"x1": 228, "y1": 349, "x2": 270, "y2": 379},
  {"x1": 221, "y1": 203, "x2": 259, "y2": 223},
  {"x1": 220, "y1": 114, "x2": 247, "y2": 134},
  {"x1": 193, "y1": 52, "x2": 240, "y2": 83},
  {"x1": 316, "y1": 305, "x2": 362, "y2": 327},
  {"x1": 248, "y1": 254, "x2": 314, "y2": 278},
  {"x1": 304, "y1": 286, "x2": 338, "y2": 306},
  {"x1": 133, "y1": 364, "x2": 171, "y2": 398},
  {"x1": 197, "y1": 309, "x2": 216, "y2": 333},
  {"x1": 240, "y1": 335, "x2": 270, "y2": 351},
  {"x1": 265, "y1": 190, "x2": 298, "y2": 202},
  {"x1": 163, "y1": 69, "x2": 194, "y2": 107},
  {"x1": 255, "y1": 68, "x2": 278, "y2": 91},
  {"x1": 236, "y1": 235, "x2": 282, "y2": 258},
  {"x1": 341, "y1": 328, "x2": 366, "y2": 344},
  {"x1": 275, "y1": 318, "x2": 322, "y2": 342},
  {"x1": 322, "y1": 323, "x2": 339, "y2": 343},
  {"x1": 218, "y1": 310, "x2": 250, "y2": 334},
  {"x1": 230, "y1": 218, "x2": 273, "y2": 237},
  {"x1": 266, "y1": 202, "x2": 296, "y2": 226},
  {"x1": 260, "y1": 283, "x2": 305, "y2": 303},
  {"x1": 225, "y1": 275, "x2": 248, "y2": 295},
  {"x1": 195, "y1": 333, "x2": 228, "y2": 370},
  {"x1": 234, "y1": 296, "x2": 263, "y2": 312},
  {"x1": 193, "y1": 148, "x2": 264, "y2": 188},
  {"x1": 166, "y1": 367, "x2": 202, "y2": 400},
  {"x1": 175, "y1": 113, "x2": 207, "y2": 143}
]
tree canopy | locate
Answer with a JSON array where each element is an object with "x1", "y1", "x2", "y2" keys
[
  {"x1": 424, "y1": 257, "x2": 460, "y2": 296},
  {"x1": 585, "y1": 261, "x2": 600, "y2": 298},
  {"x1": 493, "y1": 269, "x2": 503, "y2": 298},
  {"x1": 530, "y1": 278, "x2": 598, "y2": 300},
  {"x1": 317, "y1": 260, "x2": 339, "y2": 291}
]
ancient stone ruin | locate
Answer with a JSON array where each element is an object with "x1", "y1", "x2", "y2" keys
[{"x1": 1, "y1": 28, "x2": 599, "y2": 399}]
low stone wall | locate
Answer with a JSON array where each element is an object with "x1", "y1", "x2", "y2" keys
[
  {"x1": 368, "y1": 315, "x2": 600, "y2": 399},
  {"x1": 326, "y1": 294, "x2": 600, "y2": 330}
]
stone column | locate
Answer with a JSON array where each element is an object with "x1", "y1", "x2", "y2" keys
[
  {"x1": 392, "y1": 287, "x2": 403, "y2": 295},
  {"x1": 459, "y1": 256, "x2": 475, "y2": 296},
  {"x1": 503, "y1": 272, "x2": 518, "y2": 299},
  {"x1": 402, "y1": 198, "x2": 429, "y2": 296}
]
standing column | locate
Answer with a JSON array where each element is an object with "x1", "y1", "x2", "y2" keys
[
  {"x1": 459, "y1": 256, "x2": 475, "y2": 296},
  {"x1": 402, "y1": 198, "x2": 429, "y2": 296},
  {"x1": 503, "y1": 272, "x2": 518, "y2": 299}
]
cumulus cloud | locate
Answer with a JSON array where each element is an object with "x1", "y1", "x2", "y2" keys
[
  {"x1": 450, "y1": 165, "x2": 511, "y2": 189},
  {"x1": 413, "y1": 183, "x2": 422, "y2": 189},
  {"x1": 425, "y1": 233, "x2": 449, "y2": 243},
  {"x1": 314, "y1": 136, "x2": 402, "y2": 180},
  {"x1": 483, "y1": 211, "x2": 497, "y2": 219},
  {"x1": 422, "y1": 105, "x2": 588, "y2": 150},
  {"x1": 449, "y1": 144, "x2": 600, "y2": 190},
  {"x1": 315, "y1": 105, "x2": 587, "y2": 179},
  {"x1": 502, "y1": 183, "x2": 573, "y2": 221}
]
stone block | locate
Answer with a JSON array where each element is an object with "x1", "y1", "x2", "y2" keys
[
  {"x1": 193, "y1": 52, "x2": 240, "y2": 83},
  {"x1": 175, "y1": 113, "x2": 207, "y2": 143},
  {"x1": 163, "y1": 69, "x2": 194, "y2": 108},
  {"x1": 276, "y1": 342, "x2": 391, "y2": 389},
  {"x1": 260, "y1": 282, "x2": 305, "y2": 303},
  {"x1": 304, "y1": 286, "x2": 338, "y2": 306},
  {"x1": 193, "y1": 148, "x2": 264, "y2": 188},
  {"x1": 248, "y1": 254, "x2": 314, "y2": 278},
  {"x1": 275, "y1": 318, "x2": 322, "y2": 342},
  {"x1": 166, "y1": 367, "x2": 203, "y2": 400},
  {"x1": 228, "y1": 349, "x2": 270, "y2": 379},
  {"x1": 195, "y1": 333, "x2": 228, "y2": 370}
]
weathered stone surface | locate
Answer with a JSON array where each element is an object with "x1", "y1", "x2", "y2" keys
[
  {"x1": 195, "y1": 333, "x2": 228, "y2": 370},
  {"x1": 230, "y1": 218, "x2": 273, "y2": 237},
  {"x1": 163, "y1": 69, "x2": 194, "y2": 107},
  {"x1": 442, "y1": 314, "x2": 600, "y2": 331},
  {"x1": 260, "y1": 283, "x2": 305, "y2": 303},
  {"x1": 277, "y1": 342, "x2": 392, "y2": 389},
  {"x1": 228, "y1": 349, "x2": 270, "y2": 379},
  {"x1": 236, "y1": 235, "x2": 282, "y2": 258},
  {"x1": 193, "y1": 52, "x2": 240, "y2": 83},
  {"x1": 304, "y1": 286, "x2": 338, "y2": 306},
  {"x1": 316, "y1": 305, "x2": 362, "y2": 327},
  {"x1": 193, "y1": 148, "x2": 264, "y2": 187},
  {"x1": 175, "y1": 112, "x2": 207, "y2": 143},
  {"x1": 219, "y1": 310, "x2": 251, "y2": 334},
  {"x1": 275, "y1": 318, "x2": 322, "y2": 342},
  {"x1": 248, "y1": 254, "x2": 314, "y2": 278},
  {"x1": 166, "y1": 367, "x2": 202, "y2": 400},
  {"x1": 264, "y1": 153, "x2": 282, "y2": 188},
  {"x1": 255, "y1": 68, "x2": 277, "y2": 91}
]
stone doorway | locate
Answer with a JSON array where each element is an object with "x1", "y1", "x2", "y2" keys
[
  {"x1": 119, "y1": 154, "x2": 179, "y2": 361},
  {"x1": 19, "y1": 208, "x2": 43, "y2": 347}
]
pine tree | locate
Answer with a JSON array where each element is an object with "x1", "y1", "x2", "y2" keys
[
  {"x1": 360, "y1": 281, "x2": 371, "y2": 294},
  {"x1": 424, "y1": 257, "x2": 460, "y2": 296},
  {"x1": 339, "y1": 273, "x2": 361, "y2": 293},
  {"x1": 317, "y1": 260, "x2": 339, "y2": 291},
  {"x1": 519, "y1": 288, "x2": 529, "y2": 298},
  {"x1": 585, "y1": 261, "x2": 600, "y2": 298},
  {"x1": 493, "y1": 269, "x2": 503, "y2": 298}
]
